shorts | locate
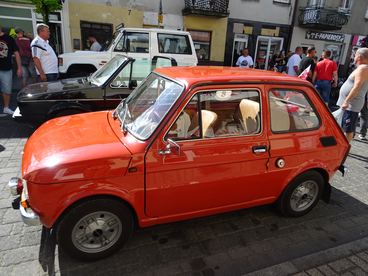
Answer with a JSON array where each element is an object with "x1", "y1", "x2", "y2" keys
[
  {"x1": 0, "y1": 70, "x2": 13, "y2": 94},
  {"x1": 341, "y1": 110, "x2": 359, "y2": 133}
]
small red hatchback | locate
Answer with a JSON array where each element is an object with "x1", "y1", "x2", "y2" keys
[{"x1": 9, "y1": 67, "x2": 349, "y2": 260}]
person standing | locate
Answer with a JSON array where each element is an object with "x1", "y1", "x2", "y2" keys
[
  {"x1": 236, "y1": 48, "x2": 254, "y2": 68},
  {"x1": 31, "y1": 23, "x2": 58, "y2": 82},
  {"x1": 88, "y1": 35, "x2": 102, "y2": 52},
  {"x1": 299, "y1": 46, "x2": 317, "y2": 83},
  {"x1": 313, "y1": 50, "x2": 338, "y2": 105},
  {"x1": 15, "y1": 28, "x2": 32, "y2": 87},
  {"x1": 286, "y1": 47, "x2": 302, "y2": 76},
  {"x1": 0, "y1": 25, "x2": 22, "y2": 115},
  {"x1": 336, "y1": 48, "x2": 368, "y2": 143}
]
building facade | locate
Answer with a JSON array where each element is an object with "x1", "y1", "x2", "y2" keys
[
  {"x1": 224, "y1": 0, "x2": 296, "y2": 69},
  {"x1": 289, "y1": 0, "x2": 368, "y2": 77}
]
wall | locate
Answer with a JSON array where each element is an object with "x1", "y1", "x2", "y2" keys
[
  {"x1": 183, "y1": 15, "x2": 228, "y2": 63},
  {"x1": 229, "y1": 0, "x2": 296, "y2": 25},
  {"x1": 68, "y1": 1, "x2": 143, "y2": 50}
]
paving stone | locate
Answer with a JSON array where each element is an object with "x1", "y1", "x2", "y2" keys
[
  {"x1": 0, "y1": 223, "x2": 12, "y2": 237},
  {"x1": 1, "y1": 208, "x2": 21, "y2": 224},
  {"x1": 21, "y1": 231, "x2": 42, "y2": 247},
  {"x1": 349, "y1": 255, "x2": 368, "y2": 272},
  {"x1": 1, "y1": 246, "x2": 39, "y2": 266},
  {"x1": 316, "y1": 265, "x2": 338, "y2": 276},
  {"x1": 305, "y1": 268, "x2": 324, "y2": 276}
]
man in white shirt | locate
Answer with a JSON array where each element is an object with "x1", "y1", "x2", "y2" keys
[
  {"x1": 31, "y1": 23, "x2": 58, "y2": 82},
  {"x1": 88, "y1": 35, "x2": 102, "y2": 52},
  {"x1": 236, "y1": 48, "x2": 254, "y2": 68},
  {"x1": 286, "y1": 46, "x2": 303, "y2": 76}
]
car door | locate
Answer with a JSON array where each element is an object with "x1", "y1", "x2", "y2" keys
[
  {"x1": 145, "y1": 86, "x2": 270, "y2": 218},
  {"x1": 265, "y1": 85, "x2": 324, "y2": 193}
]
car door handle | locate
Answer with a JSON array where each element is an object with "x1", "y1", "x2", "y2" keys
[{"x1": 252, "y1": 145, "x2": 268, "y2": 153}]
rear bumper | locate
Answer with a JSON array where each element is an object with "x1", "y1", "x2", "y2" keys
[{"x1": 20, "y1": 204, "x2": 40, "y2": 226}]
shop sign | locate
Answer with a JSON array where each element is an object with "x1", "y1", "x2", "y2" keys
[{"x1": 305, "y1": 31, "x2": 344, "y2": 43}]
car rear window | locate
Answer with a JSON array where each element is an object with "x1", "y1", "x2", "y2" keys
[
  {"x1": 157, "y1": 33, "x2": 192, "y2": 55},
  {"x1": 269, "y1": 89, "x2": 320, "y2": 133}
]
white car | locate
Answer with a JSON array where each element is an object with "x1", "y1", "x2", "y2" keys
[{"x1": 58, "y1": 28, "x2": 198, "y2": 78}]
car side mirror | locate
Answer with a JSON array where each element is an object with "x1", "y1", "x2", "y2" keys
[
  {"x1": 158, "y1": 138, "x2": 181, "y2": 156},
  {"x1": 129, "y1": 80, "x2": 137, "y2": 89}
]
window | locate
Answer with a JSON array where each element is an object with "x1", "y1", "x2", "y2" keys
[
  {"x1": 115, "y1": 32, "x2": 149, "y2": 53},
  {"x1": 188, "y1": 30, "x2": 211, "y2": 61},
  {"x1": 80, "y1": 21, "x2": 113, "y2": 50},
  {"x1": 340, "y1": 0, "x2": 353, "y2": 9},
  {"x1": 269, "y1": 89, "x2": 320, "y2": 133},
  {"x1": 157, "y1": 33, "x2": 191, "y2": 54},
  {"x1": 307, "y1": 0, "x2": 325, "y2": 7},
  {"x1": 167, "y1": 90, "x2": 261, "y2": 141},
  {"x1": 273, "y1": 0, "x2": 291, "y2": 4}
]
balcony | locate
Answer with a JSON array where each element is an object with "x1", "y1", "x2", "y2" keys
[
  {"x1": 182, "y1": 0, "x2": 229, "y2": 17},
  {"x1": 298, "y1": 6, "x2": 349, "y2": 30}
]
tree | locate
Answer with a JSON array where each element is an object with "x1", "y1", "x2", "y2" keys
[{"x1": 32, "y1": 0, "x2": 62, "y2": 25}]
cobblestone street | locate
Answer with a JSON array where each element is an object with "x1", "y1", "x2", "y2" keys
[{"x1": 1, "y1": 116, "x2": 368, "y2": 276}]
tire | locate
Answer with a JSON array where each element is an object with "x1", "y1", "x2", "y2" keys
[
  {"x1": 277, "y1": 171, "x2": 324, "y2": 217},
  {"x1": 56, "y1": 198, "x2": 134, "y2": 261}
]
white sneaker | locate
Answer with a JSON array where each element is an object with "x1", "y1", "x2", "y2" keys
[
  {"x1": 358, "y1": 134, "x2": 368, "y2": 141},
  {"x1": 3, "y1": 107, "x2": 14, "y2": 115}
]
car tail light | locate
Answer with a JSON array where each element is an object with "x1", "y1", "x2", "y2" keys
[
  {"x1": 58, "y1": 57, "x2": 63, "y2": 66},
  {"x1": 8, "y1": 177, "x2": 24, "y2": 196}
]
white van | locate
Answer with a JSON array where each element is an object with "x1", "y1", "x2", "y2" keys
[{"x1": 58, "y1": 28, "x2": 198, "y2": 77}]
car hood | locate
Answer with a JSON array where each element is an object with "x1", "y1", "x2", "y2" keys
[
  {"x1": 18, "y1": 78, "x2": 98, "y2": 101},
  {"x1": 22, "y1": 111, "x2": 132, "y2": 184},
  {"x1": 59, "y1": 51, "x2": 111, "y2": 59}
]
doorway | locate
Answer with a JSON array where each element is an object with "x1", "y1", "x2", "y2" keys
[
  {"x1": 231, "y1": 34, "x2": 248, "y2": 66},
  {"x1": 254, "y1": 36, "x2": 283, "y2": 70},
  {"x1": 80, "y1": 21, "x2": 113, "y2": 51}
]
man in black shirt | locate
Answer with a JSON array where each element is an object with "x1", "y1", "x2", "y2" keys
[
  {"x1": 0, "y1": 26, "x2": 22, "y2": 115},
  {"x1": 299, "y1": 46, "x2": 316, "y2": 83}
]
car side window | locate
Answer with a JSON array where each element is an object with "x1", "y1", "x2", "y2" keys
[
  {"x1": 269, "y1": 89, "x2": 320, "y2": 133},
  {"x1": 115, "y1": 32, "x2": 149, "y2": 53},
  {"x1": 110, "y1": 58, "x2": 151, "y2": 89},
  {"x1": 167, "y1": 90, "x2": 261, "y2": 140},
  {"x1": 157, "y1": 34, "x2": 192, "y2": 55}
]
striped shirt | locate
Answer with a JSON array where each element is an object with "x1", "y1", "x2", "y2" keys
[{"x1": 31, "y1": 36, "x2": 58, "y2": 74}]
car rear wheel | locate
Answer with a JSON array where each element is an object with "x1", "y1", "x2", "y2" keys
[
  {"x1": 277, "y1": 171, "x2": 324, "y2": 217},
  {"x1": 56, "y1": 198, "x2": 134, "y2": 261}
]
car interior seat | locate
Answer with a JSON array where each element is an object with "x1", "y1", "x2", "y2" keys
[
  {"x1": 201, "y1": 110, "x2": 217, "y2": 137},
  {"x1": 269, "y1": 97, "x2": 291, "y2": 132},
  {"x1": 239, "y1": 99, "x2": 260, "y2": 134}
]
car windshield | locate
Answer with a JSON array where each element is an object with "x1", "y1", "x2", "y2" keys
[
  {"x1": 90, "y1": 55, "x2": 128, "y2": 86},
  {"x1": 116, "y1": 73, "x2": 184, "y2": 140}
]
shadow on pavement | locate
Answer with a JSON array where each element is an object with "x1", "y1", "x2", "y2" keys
[
  {"x1": 348, "y1": 152, "x2": 368, "y2": 163},
  {"x1": 37, "y1": 187, "x2": 368, "y2": 275},
  {"x1": 0, "y1": 116, "x2": 35, "y2": 139}
]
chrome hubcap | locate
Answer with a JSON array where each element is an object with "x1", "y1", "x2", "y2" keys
[
  {"x1": 290, "y1": 180, "x2": 318, "y2": 212},
  {"x1": 71, "y1": 211, "x2": 122, "y2": 253}
]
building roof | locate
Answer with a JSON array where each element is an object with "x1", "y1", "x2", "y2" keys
[{"x1": 154, "y1": 66, "x2": 309, "y2": 87}]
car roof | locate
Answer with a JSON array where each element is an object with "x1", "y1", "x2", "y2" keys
[
  {"x1": 120, "y1": 28, "x2": 190, "y2": 35},
  {"x1": 154, "y1": 66, "x2": 310, "y2": 88}
]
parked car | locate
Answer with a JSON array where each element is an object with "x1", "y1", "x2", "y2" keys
[
  {"x1": 9, "y1": 67, "x2": 350, "y2": 261},
  {"x1": 13, "y1": 54, "x2": 177, "y2": 125},
  {"x1": 58, "y1": 28, "x2": 198, "y2": 78}
]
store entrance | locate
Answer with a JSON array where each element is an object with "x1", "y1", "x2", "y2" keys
[
  {"x1": 231, "y1": 34, "x2": 248, "y2": 66},
  {"x1": 254, "y1": 36, "x2": 283, "y2": 70}
]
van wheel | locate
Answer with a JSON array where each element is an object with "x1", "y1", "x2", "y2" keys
[
  {"x1": 277, "y1": 171, "x2": 324, "y2": 217},
  {"x1": 56, "y1": 199, "x2": 134, "y2": 261}
]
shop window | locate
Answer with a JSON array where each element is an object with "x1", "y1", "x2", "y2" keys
[
  {"x1": 0, "y1": 6, "x2": 31, "y2": 18},
  {"x1": 157, "y1": 33, "x2": 191, "y2": 54},
  {"x1": 269, "y1": 89, "x2": 320, "y2": 133},
  {"x1": 188, "y1": 30, "x2": 211, "y2": 61},
  {"x1": 80, "y1": 21, "x2": 113, "y2": 51}
]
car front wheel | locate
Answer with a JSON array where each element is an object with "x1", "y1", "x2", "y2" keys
[
  {"x1": 277, "y1": 171, "x2": 324, "y2": 217},
  {"x1": 56, "y1": 198, "x2": 134, "y2": 261}
]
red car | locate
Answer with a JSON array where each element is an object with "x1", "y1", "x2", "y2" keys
[{"x1": 9, "y1": 67, "x2": 349, "y2": 260}]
